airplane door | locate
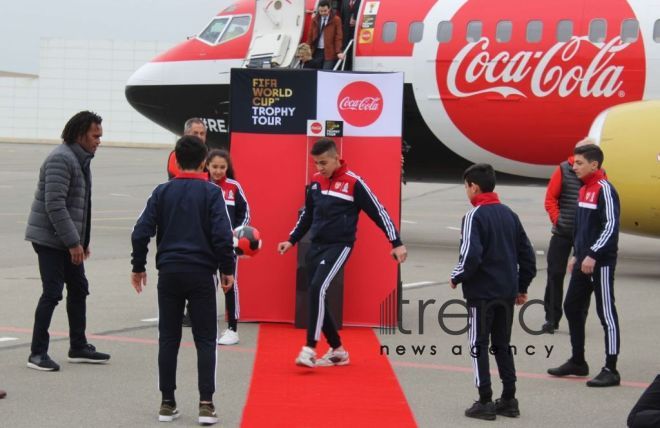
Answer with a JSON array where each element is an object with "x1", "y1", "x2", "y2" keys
[{"x1": 244, "y1": 0, "x2": 306, "y2": 68}]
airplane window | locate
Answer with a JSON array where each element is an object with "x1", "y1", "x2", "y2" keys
[
  {"x1": 198, "y1": 17, "x2": 230, "y2": 44},
  {"x1": 526, "y1": 20, "x2": 543, "y2": 43},
  {"x1": 218, "y1": 16, "x2": 251, "y2": 44},
  {"x1": 437, "y1": 21, "x2": 453, "y2": 43},
  {"x1": 589, "y1": 19, "x2": 607, "y2": 43},
  {"x1": 467, "y1": 21, "x2": 482, "y2": 42},
  {"x1": 621, "y1": 19, "x2": 639, "y2": 43},
  {"x1": 496, "y1": 21, "x2": 512, "y2": 43},
  {"x1": 655, "y1": 20, "x2": 660, "y2": 42},
  {"x1": 383, "y1": 22, "x2": 397, "y2": 43},
  {"x1": 556, "y1": 20, "x2": 573, "y2": 42},
  {"x1": 409, "y1": 22, "x2": 424, "y2": 43}
]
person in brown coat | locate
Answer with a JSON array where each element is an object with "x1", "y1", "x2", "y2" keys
[{"x1": 307, "y1": 0, "x2": 344, "y2": 70}]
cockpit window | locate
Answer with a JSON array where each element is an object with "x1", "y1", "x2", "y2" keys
[
  {"x1": 218, "y1": 16, "x2": 251, "y2": 43},
  {"x1": 198, "y1": 15, "x2": 251, "y2": 45},
  {"x1": 199, "y1": 18, "x2": 230, "y2": 44}
]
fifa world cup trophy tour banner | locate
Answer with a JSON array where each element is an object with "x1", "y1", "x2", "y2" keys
[{"x1": 230, "y1": 68, "x2": 403, "y2": 326}]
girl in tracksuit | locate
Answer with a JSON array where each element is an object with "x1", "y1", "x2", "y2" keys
[{"x1": 207, "y1": 149, "x2": 250, "y2": 346}]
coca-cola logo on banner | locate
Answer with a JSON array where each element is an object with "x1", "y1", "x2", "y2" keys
[
  {"x1": 337, "y1": 81, "x2": 384, "y2": 127},
  {"x1": 435, "y1": 0, "x2": 645, "y2": 164},
  {"x1": 310, "y1": 121, "x2": 323, "y2": 134}
]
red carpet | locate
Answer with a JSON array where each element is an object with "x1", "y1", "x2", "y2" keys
[{"x1": 241, "y1": 324, "x2": 417, "y2": 428}]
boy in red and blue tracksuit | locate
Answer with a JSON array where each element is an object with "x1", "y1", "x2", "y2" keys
[
  {"x1": 131, "y1": 136, "x2": 235, "y2": 424},
  {"x1": 548, "y1": 143, "x2": 621, "y2": 388},
  {"x1": 450, "y1": 163, "x2": 536, "y2": 421},
  {"x1": 277, "y1": 138, "x2": 407, "y2": 368}
]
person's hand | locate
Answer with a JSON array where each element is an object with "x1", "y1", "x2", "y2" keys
[
  {"x1": 567, "y1": 256, "x2": 576, "y2": 273},
  {"x1": 69, "y1": 245, "x2": 84, "y2": 265},
  {"x1": 221, "y1": 274, "x2": 235, "y2": 294},
  {"x1": 131, "y1": 272, "x2": 147, "y2": 294},
  {"x1": 449, "y1": 277, "x2": 457, "y2": 289},
  {"x1": 277, "y1": 241, "x2": 293, "y2": 255},
  {"x1": 581, "y1": 256, "x2": 596, "y2": 275},
  {"x1": 391, "y1": 245, "x2": 407, "y2": 263},
  {"x1": 337, "y1": 52, "x2": 345, "y2": 60},
  {"x1": 84, "y1": 246, "x2": 91, "y2": 260},
  {"x1": 516, "y1": 293, "x2": 528, "y2": 306},
  {"x1": 350, "y1": 16, "x2": 356, "y2": 26}
]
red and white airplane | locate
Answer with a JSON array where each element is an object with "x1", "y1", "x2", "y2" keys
[{"x1": 125, "y1": 0, "x2": 660, "y2": 179}]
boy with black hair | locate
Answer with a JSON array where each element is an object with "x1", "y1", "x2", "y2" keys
[
  {"x1": 450, "y1": 163, "x2": 536, "y2": 421},
  {"x1": 548, "y1": 143, "x2": 622, "y2": 387},
  {"x1": 131, "y1": 135, "x2": 235, "y2": 425},
  {"x1": 277, "y1": 138, "x2": 407, "y2": 368}
]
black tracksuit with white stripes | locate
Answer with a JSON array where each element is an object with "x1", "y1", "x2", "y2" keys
[
  {"x1": 131, "y1": 172, "x2": 235, "y2": 402},
  {"x1": 288, "y1": 161, "x2": 402, "y2": 348},
  {"x1": 214, "y1": 176, "x2": 250, "y2": 332},
  {"x1": 564, "y1": 169, "x2": 621, "y2": 368},
  {"x1": 450, "y1": 192, "x2": 536, "y2": 401}
]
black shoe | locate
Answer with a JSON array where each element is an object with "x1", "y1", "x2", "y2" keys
[
  {"x1": 586, "y1": 368, "x2": 621, "y2": 387},
  {"x1": 541, "y1": 322, "x2": 558, "y2": 334},
  {"x1": 495, "y1": 398, "x2": 520, "y2": 417},
  {"x1": 27, "y1": 353, "x2": 60, "y2": 371},
  {"x1": 465, "y1": 401, "x2": 496, "y2": 421},
  {"x1": 548, "y1": 359, "x2": 589, "y2": 377},
  {"x1": 68, "y1": 344, "x2": 110, "y2": 364},
  {"x1": 182, "y1": 312, "x2": 192, "y2": 328}
]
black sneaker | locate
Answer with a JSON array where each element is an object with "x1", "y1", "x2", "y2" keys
[
  {"x1": 541, "y1": 322, "x2": 558, "y2": 334},
  {"x1": 158, "y1": 401, "x2": 180, "y2": 422},
  {"x1": 495, "y1": 398, "x2": 520, "y2": 417},
  {"x1": 548, "y1": 359, "x2": 589, "y2": 377},
  {"x1": 68, "y1": 344, "x2": 110, "y2": 364},
  {"x1": 199, "y1": 402, "x2": 218, "y2": 425},
  {"x1": 182, "y1": 312, "x2": 192, "y2": 328},
  {"x1": 586, "y1": 368, "x2": 621, "y2": 387},
  {"x1": 465, "y1": 401, "x2": 496, "y2": 421},
  {"x1": 27, "y1": 353, "x2": 60, "y2": 371}
]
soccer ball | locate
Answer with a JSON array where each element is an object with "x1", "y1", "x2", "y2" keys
[{"x1": 233, "y1": 225, "x2": 262, "y2": 257}]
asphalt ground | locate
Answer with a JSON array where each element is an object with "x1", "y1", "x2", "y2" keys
[{"x1": 0, "y1": 142, "x2": 659, "y2": 427}]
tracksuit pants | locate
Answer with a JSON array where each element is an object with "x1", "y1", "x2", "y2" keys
[
  {"x1": 224, "y1": 261, "x2": 239, "y2": 331},
  {"x1": 30, "y1": 243, "x2": 89, "y2": 356},
  {"x1": 467, "y1": 299, "x2": 517, "y2": 401},
  {"x1": 543, "y1": 233, "x2": 573, "y2": 326},
  {"x1": 158, "y1": 272, "x2": 217, "y2": 402},
  {"x1": 306, "y1": 243, "x2": 352, "y2": 349},
  {"x1": 564, "y1": 263, "x2": 620, "y2": 364}
]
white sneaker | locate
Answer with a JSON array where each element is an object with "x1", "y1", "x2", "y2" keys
[
  {"x1": 217, "y1": 329, "x2": 239, "y2": 346},
  {"x1": 295, "y1": 346, "x2": 316, "y2": 368},
  {"x1": 316, "y1": 348, "x2": 350, "y2": 367}
]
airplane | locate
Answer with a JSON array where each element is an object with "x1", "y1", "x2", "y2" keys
[{"x1": 125, "y1": 0, "x2": 660, "y2": 235}]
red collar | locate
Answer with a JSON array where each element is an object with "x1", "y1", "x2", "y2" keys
[
  {"x1": 471, "y1": 192, "x2": 501, "y2": 207},
  {"x1": 581, "y1": 169, "x2": 605, "y2": 186},
  {"x1": 213, "y1": 176, "x2": 227, "y2": 186},
  {"x1": 176, "y1": 171, "x2": 209, "y2": 180},
  {"x1": 325, "y1": 160, "x2": 348, "y2": 180},
  {"x1": 567, "y1": 155, "x2": 575, "y2": 165}
]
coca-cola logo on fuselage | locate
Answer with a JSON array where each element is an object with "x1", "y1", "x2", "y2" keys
[{"x1": 435, "y1": 0, "x2": 645, "y2": 166}]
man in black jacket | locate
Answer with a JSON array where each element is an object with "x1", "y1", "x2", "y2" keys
[
  {"x1": 450, "y1": 164, "x2": 536, "y2": 421},
  {"x1": 131, "y1": 135, "x2": 235, "y2": 425}
]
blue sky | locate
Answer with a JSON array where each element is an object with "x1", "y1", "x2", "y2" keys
[{"x1": 0, "y1": 0, "x2": 230, "y2": 74}]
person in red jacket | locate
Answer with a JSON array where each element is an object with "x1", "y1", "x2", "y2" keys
[
  {"x1": 541, "y1": 137, "x2": 593, "y2": 334},
  {"x1": 306, "y1": 0, "x2": 344, "y2": 69}
]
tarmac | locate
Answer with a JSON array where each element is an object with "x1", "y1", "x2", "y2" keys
[{"x1": 0, "y1": 142, "x2": 659, "y2": 427}]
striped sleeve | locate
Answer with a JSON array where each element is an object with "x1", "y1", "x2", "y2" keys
[
  {"x1": 451, "y1": 207, "x2": 482, "y2": 285},
  {"x1": 231, "y1": 179, "x2": 250, "y2": 228},
  {"x1": 351, "y1": 173, "x2": 402, "y2": 247},
  {"x1": 588, "y1": 180, "x2": 620, "y2": 260},
  {"x1": 288, "y1": 184, "x2": 314, "y2": 245}
]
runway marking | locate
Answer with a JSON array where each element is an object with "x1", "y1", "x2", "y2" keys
[
  {"x1": 391, "y1": 361, "x2": 650, "y2": 389},
  {"x1": 0, "y1": 337, "x2": 18, "y2": 342},
  {"x1": 109, "y1": 193, "x2": 132, "y2": 197},
  {"x1": 141, "y1": 318, "x2": 158, "y2": 322},
  {"x1": 92, "y1": 217, "x2": 137, "y2": 221},
  {"x1": 401, "y1": 220, "x2": 417, "y2": 224},
  {"x1": 536, "y1": 250, "x2": 545, "y2": 255},
  {"x1": 403, "y1": 281, "x2": 438, "y2": 289},
  {"x1": 446, "y1": 226, "x2": 461, "y2": 231}
]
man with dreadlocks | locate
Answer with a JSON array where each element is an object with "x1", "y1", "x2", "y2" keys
[{"x1": 25, "y1": 111, "x2": 111, "y2": 371}]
